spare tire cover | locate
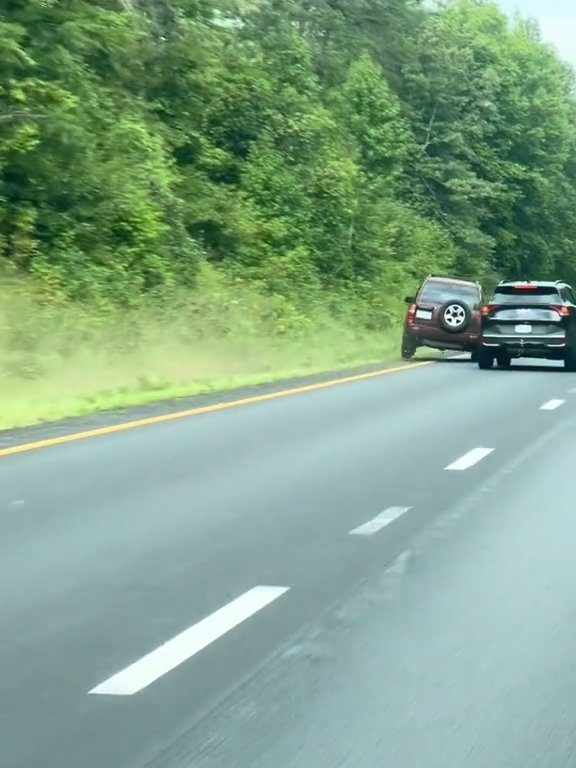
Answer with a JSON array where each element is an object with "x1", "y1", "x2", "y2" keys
[{"x1": 439, "y1": 300, "x2": 471, "y2": 333}]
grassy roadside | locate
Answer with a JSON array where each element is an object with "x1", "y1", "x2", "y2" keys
[
  {"x1": 0, "y1": 267, "x2": 418, "y2": 431},
  {"x1": 0, "y1": 329, "x2": 405, "y2": 430}
]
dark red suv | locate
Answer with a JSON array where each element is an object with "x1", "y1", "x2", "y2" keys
[{"x1": 401, "y1": 275, "x2": 483, "y2": 359}]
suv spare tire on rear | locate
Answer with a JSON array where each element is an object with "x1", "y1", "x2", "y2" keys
[{"x1": 438, "y1": 300, "x2": 471, "y2": 334}]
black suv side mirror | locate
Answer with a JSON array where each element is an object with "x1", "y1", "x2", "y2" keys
[{"x1": 404, "y1": 296, "x2": 416, "y2": 304}]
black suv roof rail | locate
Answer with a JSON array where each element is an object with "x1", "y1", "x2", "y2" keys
[{"x1": 497, "y1": 279, "x2": 565, "y2": 286}]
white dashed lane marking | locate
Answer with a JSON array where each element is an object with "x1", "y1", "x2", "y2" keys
[
  {"x1": 350, "y1": 507, "x2": 412, "y2": 536},
  {"x1": 540, "y1": 399, "x2": 565, "y2": 411},
  {"x1": 445, "y1": 448, "x2": 494, "y2": 471},
  {"x1": 89, "y1": 586, "x2": 289, "y2": 696}
]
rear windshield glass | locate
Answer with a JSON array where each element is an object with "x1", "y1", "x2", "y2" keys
[
  {"x1": 492, "y1": 286, "x2": 561, "y2": 304},
  {"x1": 491, "y1": 308, "x2": 560, "y2": 320},
  {"x1": 419, "y1": 281, "x2": 479, "y2": 304}
]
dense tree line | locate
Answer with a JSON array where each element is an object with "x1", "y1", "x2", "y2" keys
[{"x1": 1, "y1": 0, "x2": 576, "y2": 317}]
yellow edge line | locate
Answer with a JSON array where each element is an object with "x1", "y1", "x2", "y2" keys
[{"x1": 0, "y1": 361, "x2": 433, "y2": 459}]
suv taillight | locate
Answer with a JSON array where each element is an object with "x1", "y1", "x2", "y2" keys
[
  {"x1": 481, "y1": 305, "x2": 492, "y2": 316},
  {"x1": 407, "y1": 304, "x2": 416, "y2": 324},
  {"x1": 551, "y1": 305, "x2": 571, "y2": 317}
]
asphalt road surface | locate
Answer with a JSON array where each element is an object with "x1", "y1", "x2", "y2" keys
[{"x1": 2, "y1": 356, "x2": 576, "y2": 768}]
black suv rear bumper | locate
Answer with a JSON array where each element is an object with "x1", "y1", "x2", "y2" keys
[{"x1": 482, "y1": 334, "x2": 566, "y2": 359}]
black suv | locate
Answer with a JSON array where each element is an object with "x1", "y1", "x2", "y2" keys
[{"x1": 478, "y1": 280, "x2": 576, "y2": 370}]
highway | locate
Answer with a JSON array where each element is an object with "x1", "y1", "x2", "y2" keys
[{"x1": 2, "y1": 356, "x2": 576, "y2": 768}]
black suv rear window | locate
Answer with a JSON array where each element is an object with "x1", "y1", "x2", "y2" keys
[
  {"x1": 492, "y1": 286, "x2": 561, "y2": 304},
  {"x1": 419, "y1": 281, "x2": 479, "y2": 304}
]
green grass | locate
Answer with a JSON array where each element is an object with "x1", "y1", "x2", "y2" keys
[
  {"x1": 0, "y1": 267, "x2": 417, "y2": 430},
  {"x1": 0, "y1": 329, "x2": 408, "y2": 430}
]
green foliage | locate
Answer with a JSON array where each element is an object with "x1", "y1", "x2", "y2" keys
[
  {"x1": 399, "y1": 0, "x2": 576, "y2": 283},
  {"x1": 0, "y1": 263, "x2": 400, "y2": 429},
  {"x1": 0, "y1": 0, "x2": 198, "y2": 302},
  {"x1": 2, "y1": 0, "x2": 576, "y2": 314}
]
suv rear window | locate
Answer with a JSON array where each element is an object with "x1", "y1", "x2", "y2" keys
[
  {"x1": 419, "y1": 281, "x2": 480, "y2": 304},
  {"x1": 492, "y1": 286, "x2": 561, "y2": 304}
]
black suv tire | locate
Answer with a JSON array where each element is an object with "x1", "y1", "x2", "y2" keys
[
  {"x1": 565, "y1": 349, "x2": 576, "y2": 372},
  {"x1": 438, "y1": 300, "x2": 471, "y2": 334},
  {"x1": 478, "y1": 349, "x2": 494, "y2": 369}
]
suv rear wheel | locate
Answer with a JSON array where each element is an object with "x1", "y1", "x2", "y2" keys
[
  {"x1": 478, "y1": 349, "x2": 494, "y2": 370},
  {"x1": 564, "y1": 349, "x2": 576, "y2": 372},
  {"x1": 401, "y1": 335, "x2": 417, "y2": 360}
]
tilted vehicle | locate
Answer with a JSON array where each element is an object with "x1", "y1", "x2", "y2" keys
[
  {"x1": 401, "y1": 275, "x2": 483, "y2": 360},
  {"x1": 478, "y1": 280, "x2": 576, "y2": 370}
]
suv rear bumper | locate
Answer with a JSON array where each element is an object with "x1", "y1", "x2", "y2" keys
[
  {"x1": 482, "y1": 333, "x2": 566, "y2": 358},
  {"x1": 408, "y1": 325, "x2": 480, "y2": 350}
]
